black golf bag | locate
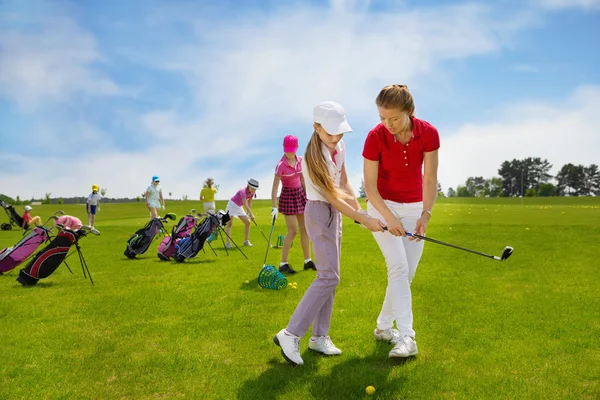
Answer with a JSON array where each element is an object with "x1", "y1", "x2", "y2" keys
[
  {"x1": 1, "y1": 200, "x2": 24, "y2": 231},
  {"x1": 17, "y1": 228, "x2": 91, "y2": 286},
  {"x1": 124, "y1": 217, "x2": 167, "y2": 259},
  {"x1": 174, "y1": 211, "x2": 230, "y2": 262}
]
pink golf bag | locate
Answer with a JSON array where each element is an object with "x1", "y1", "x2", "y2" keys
[
  {"x1": 157, "y1": 215, "x2": 197, "y2": 261},
  {"x1": 0, "y1": 226, "x2": 51, "y2": 274}
]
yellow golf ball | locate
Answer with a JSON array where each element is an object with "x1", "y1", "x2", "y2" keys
[
  {"x1": 526, "y1": 228, "x2": 529, "y2": 230},
  {"x1": 287, "y1": 283, "x2": 292, "y2": 287},
  {"x1": 366, "y1": 386, "x2": 376, "y2": 395},
  {"x1": 245, "y1": 280, "x2": 249, "y2": 284}
]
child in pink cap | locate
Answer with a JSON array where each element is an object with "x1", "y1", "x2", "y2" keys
[
  {"x1": 270, "y1": 135, "x2": 315, "y2": 274},
  {"x1": 52, "y1": 215, "x2": 83, "y2": 230}
]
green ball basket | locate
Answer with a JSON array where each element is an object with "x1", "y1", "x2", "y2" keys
[{"x1": 258, "y1": 265, "x2": 288, "y2": 290}]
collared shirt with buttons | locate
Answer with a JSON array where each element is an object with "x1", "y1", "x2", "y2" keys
[{"x1": 362, "y1": 117, "x2": 440, "y2": 203}]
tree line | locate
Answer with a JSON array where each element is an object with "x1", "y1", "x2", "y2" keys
[{"x1": 446, "y1": 158, "x2": 599, "y2": 197}]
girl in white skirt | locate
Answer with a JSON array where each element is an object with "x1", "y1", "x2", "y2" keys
[{"x1": 224, "y1": 179, "x2": 259, "y2": 248}]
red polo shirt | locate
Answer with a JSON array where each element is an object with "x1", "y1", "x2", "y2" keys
[{"x1": 362, "y1": 117, "x2": 440, "y2": 203}]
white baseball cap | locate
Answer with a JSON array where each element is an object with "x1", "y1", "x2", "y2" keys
[
  {"x1": 24, "y1": 205, "x2": 32, "y2": 211},
  {"x1": 313, "y1": 101, "x2": 353, "y2": 135}
]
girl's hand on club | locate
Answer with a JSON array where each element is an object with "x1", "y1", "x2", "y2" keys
[{"x1": 360, "y1": 215, "x2": 386, "y2": 232}]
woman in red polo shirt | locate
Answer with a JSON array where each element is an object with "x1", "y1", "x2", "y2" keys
[
  {"x1": 362, "y1": 84, "x2": 440, "y2": 358},
  {"x1": 270, "y1": 135, "x2": 315, "y2": 274}
]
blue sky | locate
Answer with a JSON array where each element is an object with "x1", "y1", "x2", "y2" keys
[{"x1": 1, "y1": 0, "x2": 599, "y2": 200}]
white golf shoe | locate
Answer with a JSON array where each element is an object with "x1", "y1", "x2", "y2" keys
[
  {"x1": 308, "y1": 336, "x2": 342, "y2": 355},
  {"x1": 374, "y1": 328, "x2": 400, "y2": 343},
  {"x1": 273, "y1": 329, "x2": 303, "y2": 366},
  {"x1": 389, "y1": 335, "x2": 418, "y2": 358}
]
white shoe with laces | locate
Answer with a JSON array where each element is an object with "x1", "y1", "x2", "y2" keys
[
  {"x1": 309, "y1": 336, "x2": 342, "y2": 355},
  {"x1": 389, "y1": 335, "x2": 418, "y2": 358},
  {"x1": 374, "y1": 328, "x2": 400, "y2": 343},
  {"x1": 273, "y1": 329, "x2": 303, "y2": 366},
  {"x1": 243, "y1": 240, "x2": 253, "y2": 247}
]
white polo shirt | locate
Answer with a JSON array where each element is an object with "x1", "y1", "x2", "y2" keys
[
  {"x1": 87, "y1": 192, "x2": 101, "y2": 206},
  {"x1": 302, "y1": 139, "x2": 345, "y2": 203}
]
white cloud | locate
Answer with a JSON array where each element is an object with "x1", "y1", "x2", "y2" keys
[
  {"x1": 0, "y1": 17, "x2": 123, "y2": 112},
  {"x1": 536, "y1": 0, "x2": 600, "y2": 10},
  {"x1": 437, "y1": 85, "x2": 600, "y2": 193},
  {"x1": 511, "y1": 64, "x2": 539, "y2": 73}
]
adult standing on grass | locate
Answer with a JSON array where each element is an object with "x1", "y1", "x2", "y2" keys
[
  {"x1": 200, "y1": 177, "x2": 218, "y2": 214},
  {"x1": 224, "y1": 179, "x2": 259, "y2": 248},
  {"x1": 362, "y1": 84, "x2": 440, "y2": 358},
  {"x1": 273, "y1": 101, "x2": 384, "y2": 366},
  {"x1": 270, "y1": 135, "x2": 316, "y2": 274},
  {"x1": 145, "y1": 176, "x2": 165, "y2": 220},
  {"x1": 87, "y1": 184, "x2": 101, "y2": 228}
]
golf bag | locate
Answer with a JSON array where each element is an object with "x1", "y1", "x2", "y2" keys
[
  {"x1": 0, "y1": 226, "x2": 52, "y2": 273},
  {"x1": 124, "y1": 218, "x2": 167, "y2": 259},
  {"x1": 1, "y1": 200, "x2": 24, "y2": 230},
  {"x1": 174, "y1": 211, "x2": 229, "y2": 262},
  {"x1": 17, "y1": 229, "x2": 86, "y2": 286},
  {"x1": 157, "y1": 215, "x2": 197, "y2": 261}
]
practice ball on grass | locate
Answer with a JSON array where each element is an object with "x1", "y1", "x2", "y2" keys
[
  {"x1": 366, "y1": 386, "x2": 376, "y2": 395},
  {"x1": 526, "y1": 228, "x2": 529, "y2": 230},
  {"x1": 245, "y1": 280, "x2": 249, "y2": 284}
]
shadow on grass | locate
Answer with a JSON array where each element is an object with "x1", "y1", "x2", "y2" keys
[{"x1": 237, "y1": 344, "x2": 413, "y2": 400}]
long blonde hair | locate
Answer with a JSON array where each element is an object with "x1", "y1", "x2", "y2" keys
[{"x1": 304, "y1": 124, "x2": 348, "y2": 200}]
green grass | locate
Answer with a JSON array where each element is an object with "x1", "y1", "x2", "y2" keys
[{"x1": 1, "y1": 198, "x2": 599, "y2": 399}]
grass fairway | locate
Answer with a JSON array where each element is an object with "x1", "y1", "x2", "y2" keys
[{"x1": 1, "y1": 198, "x2": 599, "y2": 399}]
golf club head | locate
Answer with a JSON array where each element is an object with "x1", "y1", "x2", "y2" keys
[
  {"x1": 500, "y1": 246, "x2": 514, "y2": 261},
  {"x1": 190, "y1": 208, "x2": 196, "y2": 214},
  {"x1": 164, "y1": 212, "x2": 177, "y2": 221}
]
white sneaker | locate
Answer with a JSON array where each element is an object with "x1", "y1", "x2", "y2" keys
[
  {"x1": 225, "y1": 243, "x2": 232, "y2": 249},
  {"x1": 374, "y1": 328, "x2": 400, "y2": 343},
  {"x1": 389, "y1": 336, "x2": 418, "y2": 358},
  {"x1": 243, "y1": 240, "x2": 253, "y2": 247},
  {"x1": 273, "y1": 329, "x2": 303, "y2": 366},
  {"x1": 309, "y1": 336, "x2": 342, "y2": 355}
]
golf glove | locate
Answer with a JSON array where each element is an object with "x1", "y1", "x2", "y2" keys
[
  {"x1": 271, "y1": 207, "x2": 278, "y2": 220},
  {"x1": 161, "y1": 204, "x2": 165, "y2": 210}
]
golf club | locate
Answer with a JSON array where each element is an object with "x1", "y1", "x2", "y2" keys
[
  {"x1": 354, "y1": 221, "x2": 513, "y2": 261},
  {"x1": 251, "y1": 218, "x2": 270, "y2": 244},
  {"x1": 262, "y1": 216, "x2": 277, "y2": 267}
]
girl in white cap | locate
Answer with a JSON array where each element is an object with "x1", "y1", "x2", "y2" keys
[
  {"x1": 224, "y1": 179, "x2": 259, "y2": 248},
  {"x1": 270, "y1": 135, "x2": 315, "y2": 274},
  {"x1": 273, "y1": 101, "x2": 384, "y2": 366},
  {"x1": 145, "y1": 176, "x2": 165, "y2": 220},
  {"x1": 21, "y1": 205, "x2": 42, "y2": 231}
]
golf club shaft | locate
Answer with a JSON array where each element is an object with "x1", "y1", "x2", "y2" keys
[
  {"x1": 355, "y1": 220, "x2": 496, "y2": 260},
  {"x1": 252, "y1": 218, "x2": 269, "y2": 243},
  {"x1": 263, "y1": 216, "x2": 277, "y2": 266}
]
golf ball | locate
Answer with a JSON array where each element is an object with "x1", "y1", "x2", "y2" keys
[
  {"x1": 245, "y1": 280, "x2": 249, "y2": 284},
  {"x1": 366, "y1": 386, "x2": 376, "y2": 395}
]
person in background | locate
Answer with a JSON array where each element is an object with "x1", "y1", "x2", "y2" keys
[
  {"x1": 270, "y1": 135, "x2": 315, "y2": 274},
  {"x1": 224, "y1": 179, "x2": 259, "y2": 248},
  {"x1": 145, "y1": 176, "x2": 165, "y2": 220},
  {"x1": 21, "y1": 205, "x2": 42, "y2": 231},
  {"x1": 87, "y1": 184, "x2": 102, "y2": 228},
  {"x1": 200, "y1": 177, "x2": 218, "y2": 214}
]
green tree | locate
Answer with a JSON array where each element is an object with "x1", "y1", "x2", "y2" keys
[
  {"x1": 446, "y1": 187, "x2": 456, "y2": 197},
  {"x1": 44, "y1": 192, "x2": 52, "y2": 205},
  {"x1": 525, "y1": 188, "x2": 536, "y2": 197},
  {"x1": 556, "y1": 164, "x2": 586, "y2": 196},
  {"x1": 583, "y1": 164, "x2": 600, "y2": 196},
  {"x1": 15, "y1": 195, "x2": 22, "y2": 205},
  {"x1": 358, "y1": 180, "x2": 367, "y2": 198},
  {"x1": 484, "y1": 177, "x2": 503, "y2": 197},
  {"x1": 456, "y1": 185, "x2": 470, "y2": 197},
  {"x1": 538, "y1": 183, "x2": 556, "y2": 197},
  {"x1": 57, "y1": 198, "x2": 64, "y2": 205}
]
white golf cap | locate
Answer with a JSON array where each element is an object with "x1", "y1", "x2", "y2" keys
[
  {"x1": 313, "y1": 101, "x2": 353, "y2": 135},
  {"x1": 24, "y1": 205, "x2": 32, "y2": 211}
]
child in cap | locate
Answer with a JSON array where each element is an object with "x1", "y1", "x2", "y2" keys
[
  {"x1": 21, "y1": 205, "x2": 42, "y2": 231},
  {"x1": 145, "y1": 176, "x2": 165, "y2": 220},
  {"x1": 273, "y1": 101, "x2": 384, "y2": 366},
  {"x1": 200, "y1": 177, "x2": 218, "y2": 214},
  {"x1": 87, "y1": 184, "x2": 102, "y2": 228},
  {"x1": 270, "y1": 135, "x2": 315, "y2": 274},
  {"x1": 224, "y1": 179, "x2": 259, "y2": 248}
]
